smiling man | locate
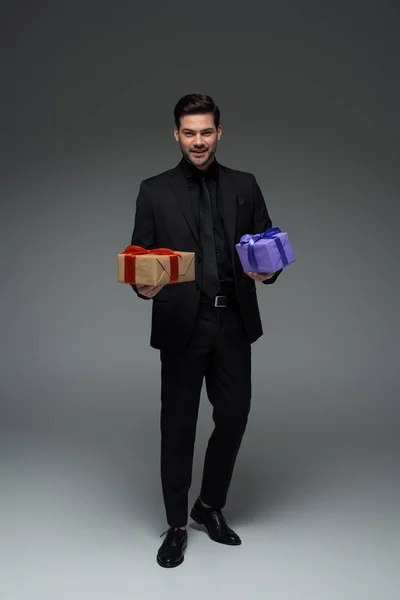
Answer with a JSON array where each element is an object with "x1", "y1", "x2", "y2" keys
[{"x1": 129, "y1": 94, "x2": 282, "y2": 568}]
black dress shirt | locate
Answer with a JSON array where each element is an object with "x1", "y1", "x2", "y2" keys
[{"x1": 179, "y1": 157, "x2": 235, "y2": 299}]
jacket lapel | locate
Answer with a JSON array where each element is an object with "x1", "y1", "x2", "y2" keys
[
  {"x1": 218, "y1": 164, "x2": 238, "y2": 262},
  {"x1": 169, "y1": 167, "x2": 201, "y2": 249}
]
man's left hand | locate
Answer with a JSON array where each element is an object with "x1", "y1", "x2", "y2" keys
[{"x1": 247, "y1": 271, "x2": 274, "y2": 281}]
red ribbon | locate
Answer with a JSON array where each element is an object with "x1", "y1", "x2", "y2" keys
[{"x1": 121, "y1": 245, "x2": 182, "y2": 284}]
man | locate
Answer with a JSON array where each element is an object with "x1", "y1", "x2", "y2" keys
[{"x1": 129, "y1": 94, "x2": 282, "y2": 568}]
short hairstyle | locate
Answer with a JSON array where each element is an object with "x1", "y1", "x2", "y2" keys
[{"x1": 174, "y1": 94, "x2": 220, "y2": 129}]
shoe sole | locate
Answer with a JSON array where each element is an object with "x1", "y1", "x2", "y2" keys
[
  {"x1": 156, "y1": 540, "x2": 187, "y2": 568},
  {"x1": 190, "y1": 510, "x2": 242, "y2": 545}
]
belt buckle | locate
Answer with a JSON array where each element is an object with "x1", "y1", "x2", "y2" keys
[{"x1": 214, "y1": 295, "x2": 227, "y2": 307}]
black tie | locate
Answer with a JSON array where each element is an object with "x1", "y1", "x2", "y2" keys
[{"x1": 199, "y1": 175, "x2": 219, "y2": 300}]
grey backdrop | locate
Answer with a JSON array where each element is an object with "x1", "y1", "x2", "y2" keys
[{"x1": 1, "y1": 1, "x2": 399, "y2": 599}]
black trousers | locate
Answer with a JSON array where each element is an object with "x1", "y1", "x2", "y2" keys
[{"x1": 159, "y1": 300, "x2": 252, "y2": 527}]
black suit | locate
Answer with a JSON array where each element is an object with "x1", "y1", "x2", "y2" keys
[{"x1": 130, "y1": 157, "x2": 282, "y2": 526}]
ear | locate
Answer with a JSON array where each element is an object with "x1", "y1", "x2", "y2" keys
[
  {"x1": 217, "y1": 125, "x2": 222, "y2": 140},
  {"x1": 173, "y1": 127, "x2": 179, "y2": 142}
]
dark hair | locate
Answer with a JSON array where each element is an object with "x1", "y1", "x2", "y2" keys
[{"x1": 174, "y1": 94, "x2": 220, "y2": 129}]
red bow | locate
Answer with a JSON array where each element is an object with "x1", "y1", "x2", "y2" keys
[{"x1": 121, "y1": 245, "x2": 182, "y2": 284}]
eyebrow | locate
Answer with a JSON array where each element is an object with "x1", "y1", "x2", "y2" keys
[{"x1": 181, "y1": 128, "x2": 214, "y2": 133}]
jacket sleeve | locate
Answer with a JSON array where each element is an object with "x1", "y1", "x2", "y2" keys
[
  {"x1": 251, "y1": 175, "x2": 282, "y2": 285},
  {"x1": 129, "y1": 180, "x2": 156, "y2": 300}
]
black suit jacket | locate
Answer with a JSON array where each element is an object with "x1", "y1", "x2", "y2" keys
[{"x1": 129, "y1": 160, "x2": 282, "y2": 350}]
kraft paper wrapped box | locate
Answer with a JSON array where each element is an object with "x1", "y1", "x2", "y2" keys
[
  {"x1": 118, "y1": 245, "x2": 195, "y2": 286},
  {"x1": 235, "y1": 227, "x2": 295, "y2": 273}
]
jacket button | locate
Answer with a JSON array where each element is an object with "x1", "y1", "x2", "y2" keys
[
  {"x1": 196, "y1": 256, "x2": 202, "y2": 263},
  {"x1": 195, "y1": 284, "x2": 200, "y2": 291}
]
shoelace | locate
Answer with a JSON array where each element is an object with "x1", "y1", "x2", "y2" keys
[
  {"x1": 211, "y1": 509, "x2": 226, "y2": 530},
  {"x1": 160, "y1": 527, "x2": 186, "y2": 538}
]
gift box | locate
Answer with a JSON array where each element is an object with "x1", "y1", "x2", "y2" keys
[
  {"x1": 118, "y1": 245, "x2": 195, "y2": 285},
  {"x1": 235, "y1": 227, "x2": 295, "y2": 273}
]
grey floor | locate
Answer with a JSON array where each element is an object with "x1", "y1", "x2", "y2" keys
[{"x1": 1, "y1": 393, "x2": 399, "y2": 600}]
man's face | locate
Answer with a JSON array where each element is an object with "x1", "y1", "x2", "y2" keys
[{"x1": 174, "y1": 113, "x2": 222, "y2": 170}]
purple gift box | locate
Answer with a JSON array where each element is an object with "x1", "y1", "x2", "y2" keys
[{"x1": 235, "y1": 227, "x2": 295, "y2": 273}]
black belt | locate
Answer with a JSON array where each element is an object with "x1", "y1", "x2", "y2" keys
[
  {"x1": 200, "y1": 294, "x2": 238, "y2": 308},
  {"x1": 214, "y1": 295, "x2": 231, "y2": 307}
]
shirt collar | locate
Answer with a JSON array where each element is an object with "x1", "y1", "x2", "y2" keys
[{"x1": 179, "y1": 156, "x2": 219, "y2": 181}]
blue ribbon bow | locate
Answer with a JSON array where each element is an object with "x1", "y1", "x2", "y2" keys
[{"x1": 239, "y1": 227, "x2": 288, "y2": 272}]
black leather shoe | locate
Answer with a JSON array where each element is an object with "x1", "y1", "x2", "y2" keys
[
  {"x1": 157, "y1": 527, "x2": 188, "y2": 568},
  {"x1": 190, "y1": 497, "x2": 242, "y2": 545}
]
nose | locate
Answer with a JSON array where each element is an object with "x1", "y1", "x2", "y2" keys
[{"x1": 194, "y1": 134, "x2": 203, "y2": 146}]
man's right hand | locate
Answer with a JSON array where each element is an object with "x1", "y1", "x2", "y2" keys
[{"x1": 136, "y1": 284, "x2": 165, "y2": 298}]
